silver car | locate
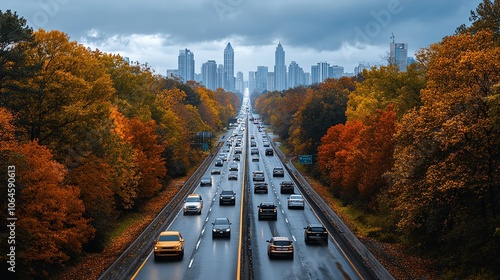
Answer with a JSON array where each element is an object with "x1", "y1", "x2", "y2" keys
[{"x1": 287, "y1": 194, "x2": 304, "y2": 209}]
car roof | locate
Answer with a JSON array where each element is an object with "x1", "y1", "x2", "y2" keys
[
  {"x1": 271, "y1": 236, "x2": 290, "y2": 241},
  {"x1": 260, "y1": 202, "x2": 275, "y2": 206},
  {"x1": 290, "y1": 194, "x2": 303, "y2": 198},
  {"x1": 308, "y1": 223, "x2": 325, "y2": 228},
  {"x1": 159, "y1": 231, "x2": 180, "y2": 236}
]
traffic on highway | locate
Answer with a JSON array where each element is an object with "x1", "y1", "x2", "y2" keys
[{"x1": 130, "y1": 94, "x2": 364, "y2": 280}]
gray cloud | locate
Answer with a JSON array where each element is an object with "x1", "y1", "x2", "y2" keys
[{"x1": 1, "y1": 0, "x2": 483, "y2": 74}]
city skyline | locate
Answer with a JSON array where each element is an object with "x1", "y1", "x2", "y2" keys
[
  {"x1": 183, "y1": 40, "x2": 412, "y2": 92},
  {"x1": 1, "y1": 0, "x2": 483, "y2": 78}
]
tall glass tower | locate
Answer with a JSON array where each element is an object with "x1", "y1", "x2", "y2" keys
[
  {"x1": 178, "y1": 49, "x2": 195, "y2": 83},
  {"x1": 274, "y1": 42, "x2": 287, "y2": 91},
  {"x1": 390, "y1": 42, "x2": 408, "y2": 72},
  {"x1": 224, "y1": 43, "x2": 235, "y2": 92}
]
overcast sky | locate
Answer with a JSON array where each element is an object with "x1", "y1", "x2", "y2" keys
[{"x1": 2, "y1": 0, "x2": 483, "y2": 78}]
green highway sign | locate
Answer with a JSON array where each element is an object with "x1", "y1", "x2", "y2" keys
[{"x1": 298, "y1": 155, "x2": 312, "y2": 164}]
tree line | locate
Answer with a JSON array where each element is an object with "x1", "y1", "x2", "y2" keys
[
  {"x1": 0, "y1": 10, "x2": 240, "y2": 279},
  {"x1": 254, "y1": 1, "x2": 500, "y2": 278}
]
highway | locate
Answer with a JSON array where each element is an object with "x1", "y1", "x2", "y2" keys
[{"x1": 130, "y1": 97, "x2": 363, "y2": 280}]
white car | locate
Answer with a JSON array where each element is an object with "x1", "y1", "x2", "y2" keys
[
  {"x1": 287, "y1": 195, "x2": 304, "y2": 209},
  {"x1": 183, "y1": 194, "x2": 203, "y2": 215}
]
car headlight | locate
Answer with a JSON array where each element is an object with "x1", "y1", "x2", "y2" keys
[
  {"x1": 212, "y1": 228, "x2": 217, "y2": 232},
  {"x1": 154, "y1": 246, "x2": 158, "y2": 250},
  {"x1": 226, "y1": 229, "x2": 230, "y2": 232}
]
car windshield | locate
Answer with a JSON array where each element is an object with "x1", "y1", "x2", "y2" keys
[
  {"x1": 221, "y1": 191, "x2": 233, "y2": 195},
  {"x1": 273, "y1": 241, "x2": 291, "y2": 246},
  {"x1": 186, "y1": 197, "x2": 199, "y2": 202},
  {"x1": 159, "y1": 235, "x2": 180, "y2": 241},
  {"x1": 311, "y1": 227, "x2": 325, "y2": 232},
  {"x1": 290, "y1": 195, "x2": 302, "y2": 199},
  {"x1": 214, "y1": 219, "x2": 229, "y2": 225}
]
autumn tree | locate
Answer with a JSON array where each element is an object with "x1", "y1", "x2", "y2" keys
[
  {"x1": 317, "y1": 105, "x2": 397, "y2": 206},
  {"x1": 289, "y1": 77, "x2": 354, "y2": 155},
  {"x1": 388, "y1": 30, "x2": 500, "y2": 276},
  {"x1": 0, "y1": 10, "x2": 37, "y2": 94},
  {"x1": 2, "y1": 29, "x2": 114, "y2": 163},
  {"x1": 346, "y1": 64, "x2": 425, "y2": 121},
  {"x1": 0, "y1": 109, "x2": 94, "y2": 278},
  {"x1": 456, "y1": 0, "x2": 500, "y2": 43},
  {"x1": 124, "y1": 117, "x2": 166, "y2": 200}
]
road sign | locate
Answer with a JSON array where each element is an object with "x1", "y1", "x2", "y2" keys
[{"x1": 298, "y1": 155, "x2": 312, "y2": 164}]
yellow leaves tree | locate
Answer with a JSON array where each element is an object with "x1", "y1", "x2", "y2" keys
[
  {"x1": 388, "y1": 30, "x2": 500, "y2": 274},
  {"x1": 4, "y1": 29, "x2": 114, "y2": 163},
  {"x1": 346, "y1": 64, "x2": 425, "y2": 121}
]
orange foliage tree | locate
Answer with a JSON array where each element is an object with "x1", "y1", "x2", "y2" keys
[
  {"x1": 318, "y1": 105, "x2": 397, "y2": 206},
  {"x1": 0, "y1": 109, "x2": 94, "y2": 278}
]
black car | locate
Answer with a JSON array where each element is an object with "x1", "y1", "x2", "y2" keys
[
  {"x1": 304, "y1": 224, "x2": 328, "y2": 245},
  {"x1": 200, "y1": 176, "x2": 212, "y2": 186},
  {"x1": 280, "y1": 181, "x2": 295, "y2": 194},
  {"x1": 215, "y1": 159, "x2": 223, "y2": 167},
  {"x1": 212, "y1": 217, "x2": 231, "y2": 238},
  {"x1": 265, "y1": 148, "x2": 273, "y2": 156},
  {"x1": 219, "y1": 189, "x2": 236, "y2": 205},
  {"x1": 257, "y1": 202, "x2": 277, "y2": 220},
  {"x1": 254, "y1": 182, "x2": 268, "y2": 194}
]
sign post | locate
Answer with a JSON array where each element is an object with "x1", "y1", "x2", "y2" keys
[{"x1": 298, "y1": 155, "x2": 313, "y2": 164}]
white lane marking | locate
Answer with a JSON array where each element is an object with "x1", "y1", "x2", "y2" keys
[
  {"x1": 188, "y1": 258, "x2": 194, "y2": 268},
  {"x1": 292, "y1": 235, "x2": 296, "y2": 242},
  {"x1": 196, "y1": 239, "x2": 201, "y2": 249},
  {"x1": 201, "y1": 227, "x2": 205, "y2": 235},
  {"x1": 285, "y1": 218, "x2": 289, "y2": 223}
]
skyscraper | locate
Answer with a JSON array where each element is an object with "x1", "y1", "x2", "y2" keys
[
  {"x1": 224, "y1": 43, "x2": 235, "y2": 92},
  {"x1": 389, "y1": 42, "x2": 408, "y2": 72},
  {"x1": 178, "y1": 49, "x2": 195, "y2": 83},
  {"x1": 255, "y1": 66, "x2": 268, "y2": 93},
  {"x1": 201, "y1": 60, "x2": 217, "y2": 90},
  {"x1": 274, "y1": 42, "x2": 287, "y2": 91},
  {"x1": 235, "y1": 71, "x2": 244, "y2": 93},
  {"x1": 288, "y1": 61, "x2": 305, "y2": 88},
  {"x1": 217, "y1": 64, "x2": 224, "y2": 89}
]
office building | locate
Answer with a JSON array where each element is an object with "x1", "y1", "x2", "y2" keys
[
  {"x1": 248, "y1": 71, "x2": 256, "y2": 94},
  {"x1": 354, "y1": 62, "x2": 371, "y2": 76},
  {"x1": 390, "y1": 42, "x2": 408, "y2": 72},
  {"x1": 288, "y1": 61, "x2": 306, "y2": 88},
  {"x1": 178, "y1": 49, "x2": 195, "y2": 83},
  {"x1": 274, "y1": 42, "x2": 287, "y2": 91},
  {"x1": 201, "y1": 60, "x2": 217, "y2": 90},
  {"x1": 255, "y1": 66, "x2": 268, "y2": 93},
  {"x1": 235, "y1": 71, "x2": 244, "y2": 94},
  {"x1": 224, "y1": 43, "x2": 235, "y2": 91}
]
